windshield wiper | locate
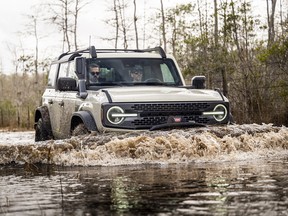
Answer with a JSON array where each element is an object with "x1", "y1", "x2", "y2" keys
[
  {"x1": 90, "y1": 82, "x2": 125, "y2": 86},
  {"x1": 140, "y1": 82, "x2": 177, "y2": 86}
]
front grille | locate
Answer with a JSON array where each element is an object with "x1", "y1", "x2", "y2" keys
[
  {"x1": 131, "y1": 103, "x2": 209, "y2": 112},
  {"x1": 131, "y1": 103, "x2": 210, "y2": 126}
]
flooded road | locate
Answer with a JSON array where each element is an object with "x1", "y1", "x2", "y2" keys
[{"x1": 0, "y1": 124, "x2": 288, "y2": 215}]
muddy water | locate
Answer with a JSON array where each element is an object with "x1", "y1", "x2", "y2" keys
[{"x1": 0, "y1": 124, "x2": 288, "y2": 215}]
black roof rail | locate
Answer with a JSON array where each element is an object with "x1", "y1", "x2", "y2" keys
[
  {"x1": 58, "y1": 46, "x2": 97, "y2": 60},
  {"x1": 57, "y1": 46, "x2": 166, "y2": 60},
  {"x1": 58, "y1": 51, "x2": 69, "y2": 60},
  {"x1": 93, "y1": 48, "x2": 138, "y2": 53},
  {"x1": 141, "y1": 47, "x2": 166, "y2": 58},
  {"x1": 93, "y1": 46, "x2": 166, "y2": 58},
  {"x1": 89, "y1": 46, "x2": 97, "y2": 58}
]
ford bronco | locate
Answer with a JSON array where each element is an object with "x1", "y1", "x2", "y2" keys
[{"x1": 34, "y1": 46, "x2": 231, "y2": 141}]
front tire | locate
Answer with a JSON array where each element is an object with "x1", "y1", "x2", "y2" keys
[
  {"x1": 35, "y1": 118, "x2": 50, "y2": 141},
  {"x1": 72, "y1": 123, "x2": 90, "y2": 136}
]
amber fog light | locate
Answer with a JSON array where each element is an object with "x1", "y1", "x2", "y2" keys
[
  {"x1": 213, "y1": 104, "x2": 227, "y2": 122},
  {"x1": 107, "y1": 106, "x2": 125, "y2": 124}
]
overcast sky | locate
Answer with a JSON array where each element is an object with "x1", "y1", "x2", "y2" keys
[
  {"x1": 0, "y1": 0, "x2": 194, "y2": 73},
  {"x1": 0, "y1": 0, "x2": 269, "y2": 73}
]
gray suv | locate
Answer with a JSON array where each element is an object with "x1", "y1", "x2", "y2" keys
[{"x1": 34, "y1": 46, "x2": 231, "y2": 141}]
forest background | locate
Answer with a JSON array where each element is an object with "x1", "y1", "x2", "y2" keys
[{"x1": 0, "y1": 0, "x2": 287, "y2": 129}]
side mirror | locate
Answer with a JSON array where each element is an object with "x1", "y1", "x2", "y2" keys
[
  {"x1": 57, "y1": 77, "x2": 77, "y2": 91},
  {"x1": 75, "y1": 57, "x2": 86, "y2": 79},
  {"x1": 191, "y1": 76, "x2": 206, "y2": 89}
]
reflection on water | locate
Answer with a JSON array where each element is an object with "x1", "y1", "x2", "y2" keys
[
  {"x1": 0, "y1": 124, "x2": 288, "y2": 215},
  {"x1": 0, "y1": 160, "x2": 288, "y2": 215}
]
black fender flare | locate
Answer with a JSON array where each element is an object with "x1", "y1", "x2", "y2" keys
[
  {"x1": 71, "y1": 111, "x2": 98, "y2": 132},
  {"x1": 34, "y1": 106, "x2": 53, "y2": 137}
]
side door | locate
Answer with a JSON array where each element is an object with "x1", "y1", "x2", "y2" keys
[
  {"x1": 43, "y1": 63, "x2": 63, "y2": 139},
  {"x1": 47, "y1": 62, "x2": 70, "y2": 139},
  {"x1": 59, "y1": 60, "x2": 80, "y2": 137}
]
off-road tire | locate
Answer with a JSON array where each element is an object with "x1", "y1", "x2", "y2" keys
[
  {"x1": 72, "y1": 123, "x2": 90, "y2": 136},
  {"x1": 35, "y1": 118, "x2": 50, "y2": 141}
]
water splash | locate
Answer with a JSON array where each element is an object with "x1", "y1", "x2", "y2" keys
[{"x1": 0, "y1": 124, "x2": 287, "y2": 166}]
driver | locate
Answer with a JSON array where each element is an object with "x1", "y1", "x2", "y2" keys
[
  {"x1": 89, "y1": 63, "x2": 105, "y2": 82},
  {"x1": 130, "y1": 65, "x2": 143, "y2": 82}
]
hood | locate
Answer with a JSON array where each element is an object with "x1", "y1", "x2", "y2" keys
[{"x1": 103, "y1": 86, "x2": 226, "y2": 103}]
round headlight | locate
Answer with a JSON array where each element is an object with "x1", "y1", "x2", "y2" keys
[
  {"x1": 107, "y1": 106, "x2": 125, "y2": 124},
  {"x1": 213, "y1": 104, "x2": 227, "y2": 122}
]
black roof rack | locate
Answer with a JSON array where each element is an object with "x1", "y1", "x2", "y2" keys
[
  {"x1": 58, "y1": 46, "x2": 166, "y2": 60},
  {"x1": 94, "y1": 46, "x2": 166, "y2": 58},
  {"x1": 90, "y1": 46, "x2": 97, "y2": 58},
  {"x1": 141, "y1": 47, "x2": 166, "y2": 58},
  {"x1": 58, "y1": 46, "x2": 97, "y2": 60}
]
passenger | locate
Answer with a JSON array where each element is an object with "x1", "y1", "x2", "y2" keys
[
  {"x1": 89, "y1": 63, "x2": 105, "y2": 82},
  {"x1": 130, "y1": 65, "x2": 143, "y2": 82}
]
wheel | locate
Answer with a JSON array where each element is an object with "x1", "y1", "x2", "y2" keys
[
  {"x1": 144, "y1": 78, "x2": 162, "y2": 83},
  {"x1": 72, "y1": 123, "x2": 90, "y2": 136},
  {"x1": 35, "y1": 118, "x2": 50, "y2": 141}
]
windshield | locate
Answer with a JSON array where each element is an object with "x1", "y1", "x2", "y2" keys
[{"x1": 86, "y1": 58, "x2": 183, "y2": 87}]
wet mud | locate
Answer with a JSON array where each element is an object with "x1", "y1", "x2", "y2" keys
[{"x1": 0, "y1": 124, "x2": 287, "y2": 166}]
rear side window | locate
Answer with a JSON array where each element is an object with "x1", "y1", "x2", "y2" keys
[
  {"x1": 67, "y1": 61, "x2": 78, "y2": 80},
  {"x1": 58, "y1": 62, "x2": 69, "y2": 78},
  {"x1": 47, "y1": 64, "x2": 58, "y2": 87},
  {"x1": 59, "y1": 61, "x2": 78, "y2": 80}
]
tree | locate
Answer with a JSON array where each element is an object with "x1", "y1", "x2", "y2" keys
[
  {"x1": 267, "y1": 0, "x2": 277, "y2": 47},
  {"x1": 105, "y1": 0, "x2": 132, "y2": 49},
  {"x1": 117, "y1": 0, "x2": 129, "y2": 49},
  {"x1": 113, "y1": 0, "x2": 120, "y2": 49},
  {"x1": 213, "y1": 0, "x2": 228, "y2": 96},
  {"x1": 133, "y1": 0, "x2": 139, "y2": 49},
  {"x1": 25, "y1": 12, "x2": 42, "y2": 83},
  {"x1": 46, "y1": 0, "x2": 89, "y2": 51}
]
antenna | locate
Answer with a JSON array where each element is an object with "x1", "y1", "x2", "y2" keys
[{"x1": 143, "y1": 0, "x2": 146, "y2": 49}]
